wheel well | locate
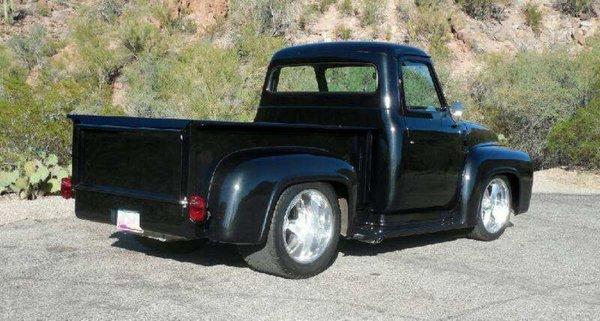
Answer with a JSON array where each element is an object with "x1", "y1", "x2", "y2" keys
[
  {"x1": 502, "y1": 173, "x2": 520, "y2": 212},
  {"x1": 328, "y1": 181, "x2": 350, "y2": 237}
]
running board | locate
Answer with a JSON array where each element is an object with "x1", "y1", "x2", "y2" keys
[{"x1": 351, "y1": 219, "x2": 466, "y2": 243}]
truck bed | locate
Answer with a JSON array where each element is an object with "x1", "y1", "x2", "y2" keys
[{"x1": 69, "y1": 115, "x2": 374, "y2": 240}]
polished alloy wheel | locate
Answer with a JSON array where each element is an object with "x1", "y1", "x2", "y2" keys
[
  {"x1": 480, "y1": 178, "x2": 511, "y2": 234},
  {"x1": 282, "y1": 189, "x2": 334, "y2": 264}
]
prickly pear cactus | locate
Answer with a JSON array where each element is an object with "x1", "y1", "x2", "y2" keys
[{"x1": 0, "y1": 153, "x2": 71, "y2": 199}]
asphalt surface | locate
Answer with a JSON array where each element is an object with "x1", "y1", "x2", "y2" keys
[{"x1": 1, "y1": 193, "x2": 599, "y2": 320}]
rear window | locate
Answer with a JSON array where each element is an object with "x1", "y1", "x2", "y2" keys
[
  {"x1": 277, "y1": 66, "x2": 319, "y2": 92},
  {"x1": 272, "y1": 64, "x2": 377, "y2": 93}
]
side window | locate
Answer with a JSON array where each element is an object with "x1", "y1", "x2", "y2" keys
[
  {"x1": 400, "y1": 62, "x2": 442, "y2": 110},
  {"x1": 276, "y1": 66, "x2": 319, "y2": 92}
]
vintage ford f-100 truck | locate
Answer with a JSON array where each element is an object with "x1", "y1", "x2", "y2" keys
[{"x1": 65, "y1": 42, "x2": 533, "y2": 278}]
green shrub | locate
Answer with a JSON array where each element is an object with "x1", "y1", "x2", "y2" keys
[
  {"x1": 361, "y1": 0, "x2": 385, "y2": 27},
  {"x1": 70, "y1": 6, "x2": 129, "y2": 85},
  {"x1": 119, "y1": 16, "x2": 161, "y2": 56},
  {"x1": 524, "y1": 3, "x2": 543, "y2": 34},
  {"x1": 339, "y1": 0, "x2": 353, "y2": 15},
  {"x1": 228, "y1": 0, "x2": 299, "y2": 37},
  {"x1": 2, "y1": 0, "x2": 16, "y2": 24},
  {"x1": 317, "y1": 0, "x2": 336, "y2": 13},
  {"x1": 122, "y1": 42, "x2": 246, "y2": 119},
  {"x1": 233, "y1": 25, "x2": 285, "y2": 108},
  {"x1": 455, "y1": 0, "x2": 505, "y2": 20},
  {"x1": 7, "y1": 25, "x2": 56, "y2": 69},
  {"x1": 37, "y1": 1, "x2": 51, "y2": 17},
  {"x1": 97, "y1": 0, "x2": 126, "y2": 23},
  {"x1": 547, "y1": 98, "x2": 600, "y2": 169},
  {"x1": 0, "y1": 63, "x2": 73, "y2": 165},
  {"x1": 0, "y1": 153, "x2": 71, "y2": 199},
  {"x1": 335, "y1": 24, "x2": 352, "y2": 40},
  {"x1": 407, "y1": 3, "x2": 451, "y2": 60},
  {"x1": 469, "y1": 40, "x2": 599, "y2": 167},
  {"x1": 554, "y1": 0, "x2": 596, "y2": 17},
  {"x1": 0, "y1": 45, "x2": 66, "y2": 165},
  {"x1": 121, "y1": 26, "x2": 283, "y2": 121}
]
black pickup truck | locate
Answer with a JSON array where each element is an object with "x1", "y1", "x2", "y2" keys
[{"x1": 65, "y1": 42, "x2": 533, "y2": 278}]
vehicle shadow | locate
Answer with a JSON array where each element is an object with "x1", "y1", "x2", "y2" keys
[
  {"x1": 110, "y1": 229, "x2": 471, "y2": 268},
  {"x1": 338, "y1": 229, "x2": 468, "y2": 257},
  {"x1": 109, "y1": 232, "x2": 247, "y2": 268}
]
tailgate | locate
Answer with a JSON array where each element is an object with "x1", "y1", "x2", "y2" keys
[{"x1": 69, "y1": 115, "x2": 196, "y2": 238}]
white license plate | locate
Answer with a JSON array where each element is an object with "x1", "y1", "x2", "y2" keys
[{"x1": 116, "y1": 210, "x2": 142, "y2": 233}]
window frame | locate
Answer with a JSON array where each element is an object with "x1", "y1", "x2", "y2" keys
[
  {"x1": 398, "y1": 58, "x2": 447, "y2": 114},
  {"x1": 267, "y1": 62, "x2": 380, "y2": 95}
]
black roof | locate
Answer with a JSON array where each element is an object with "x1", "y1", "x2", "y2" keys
[{"x1": 271, "y1": 41, "x2": 429, "y2": 61}]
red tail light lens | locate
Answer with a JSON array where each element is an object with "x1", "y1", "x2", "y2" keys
[
  {"x1": 188, "y1": 195, "x2": 207, "y2": 223},
  {"x1": 61, "y1": 177, "x2": 73, "y2": 199}
]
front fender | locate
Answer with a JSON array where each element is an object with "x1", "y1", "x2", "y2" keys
[
  {"x1": 460, "y1": 144, "x2": 533, "y2": 226},
  {"x1": 205, "y1": 148, "x2": 357, "y2": 244}
]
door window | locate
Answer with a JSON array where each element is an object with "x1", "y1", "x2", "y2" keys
[{"x1": 400, "y1": 62, "x2": 442, "y2": 111}]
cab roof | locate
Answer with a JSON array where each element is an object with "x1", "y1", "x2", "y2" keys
[{"x1": 271, "y1": 41, "x2": 430, "y2": 62}]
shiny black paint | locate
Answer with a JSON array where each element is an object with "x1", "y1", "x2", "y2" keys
[
  {"x1": 459, "y1": 144, "x2": 533, "y2": 225},
  {"x1": 68, "y1": 42, "x2": 533, "y2": 244},
  {"x1": 207, "y1": 151, "x2": 356, "y2": 244},
  {"x1": 70, "y1": 115, "x2": 370, "y2": 240}
]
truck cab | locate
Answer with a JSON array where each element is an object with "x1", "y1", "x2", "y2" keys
[{"x1": 67, "y1": 42, "x2": 533, "y2": 278}]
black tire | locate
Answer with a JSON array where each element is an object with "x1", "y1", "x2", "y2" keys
[
  {"x1": 468, "y1": 175, "x2": 513, "y2": 241},
  {"x1": 238, "y1": 182, "x2": 341, "y2": 278},
  {"x1": 135, "y1": 235, "x2": 207, "y2": 253}
]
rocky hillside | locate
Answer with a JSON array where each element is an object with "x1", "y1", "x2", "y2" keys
[
  {"x1": 1, "y1": 0, "x2": 599, "y2": 175},
  {"x1": 2, "y1": 0, "x2": 598, "y2": 77}
]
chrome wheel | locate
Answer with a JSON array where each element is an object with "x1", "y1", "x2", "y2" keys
[
  {"x1": 282, "y1": 189, "x2": 334, "y2": 264},
  {"x1": 480, "y1": 178, "x2": 511, "y2": 234}
]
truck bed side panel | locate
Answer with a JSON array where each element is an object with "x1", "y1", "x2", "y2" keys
[{"x1": 186, "y1": 123, "x2": 371, "y2": 204}]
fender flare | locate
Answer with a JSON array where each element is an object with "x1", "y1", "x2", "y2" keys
[
  {"x1": 459, "y1": 144, "x2": 533, "y2": 226},
  {"x1": 205, "y1": 147, "x2": 358, "y2": 244}
]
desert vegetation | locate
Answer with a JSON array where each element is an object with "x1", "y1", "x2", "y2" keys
[{"x1": 1, "y1": 0, "x2": 599, "y2": 198}]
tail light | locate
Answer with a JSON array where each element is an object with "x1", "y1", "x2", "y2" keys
[
  {"x1": 61, "y1": 177, "x2": 73, "y2": 199},
  {"x1": 188, "y1": 195, "x2": 207, "y2": 223}
]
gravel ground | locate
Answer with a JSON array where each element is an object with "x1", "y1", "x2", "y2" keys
[{"x1": 1, "y1": 193, "x2": 599, "y2": 320}]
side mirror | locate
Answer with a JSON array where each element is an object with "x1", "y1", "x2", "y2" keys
[{"x1": 449, "y1": 101, "x2": 464, "y2": 121}]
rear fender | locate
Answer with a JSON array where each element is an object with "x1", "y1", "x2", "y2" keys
[
  {"x1": 205, "y1": 148, "x2": 357, "y2": 244},
  {"x1": 460, "y1": 144, "x2": 533, "y2": 226}
]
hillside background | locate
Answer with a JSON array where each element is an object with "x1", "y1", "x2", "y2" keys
[{"x1": 0, "y1": 0, "x2": 599, "y2": 198}]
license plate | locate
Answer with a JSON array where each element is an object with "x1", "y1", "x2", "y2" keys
[{"x1": 116, "y1": 210, "x2": 142, "y2": 233}]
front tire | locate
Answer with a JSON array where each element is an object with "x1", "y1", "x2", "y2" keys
[
  {"x1": 238, "y1": 182, "x2": 341, "y2": 278},
  {"x1": 468, "y1": 175, "x2": 513, "y2": 241}
]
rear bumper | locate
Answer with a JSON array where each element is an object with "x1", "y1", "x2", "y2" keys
[{"x1": 75, "y1": 189, "x2": 204, "y2": 239}]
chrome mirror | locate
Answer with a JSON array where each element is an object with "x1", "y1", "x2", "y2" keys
[{"x1": 450, "y1": 101, "x2": 464, "y2": 121}]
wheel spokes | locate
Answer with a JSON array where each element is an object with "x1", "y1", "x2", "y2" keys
[
  {"x1": 480, "y1": 179, "x2": 511, "y2": 234},
  {"x1": 282, "y1": 189, "x2": 334, "y2": 264}
]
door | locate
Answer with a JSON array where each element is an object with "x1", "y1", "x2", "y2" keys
[{"x1": 396, "y1": 59, "x2": 464, "y2": 212}]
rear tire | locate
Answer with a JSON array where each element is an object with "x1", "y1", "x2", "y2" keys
[
  {"x1": 468, "y1": 175, "x2": 513, "y2": 241},
  {"x1": 238, "y1": 182, "x2": 341, "y2": 278}
]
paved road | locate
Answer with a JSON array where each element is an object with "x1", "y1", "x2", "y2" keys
[{"x1": 1, "y1": 194, "x2": 599, "y2": 320}]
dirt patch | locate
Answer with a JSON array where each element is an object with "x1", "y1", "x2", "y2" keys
[{"x1": 533, "y1": 167, "x2": 600, "y2": 194}]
